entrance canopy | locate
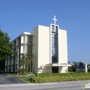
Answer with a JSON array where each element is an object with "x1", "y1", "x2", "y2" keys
[{"x1": 46, "y1": 63, "x2": 71, "y2": 67}]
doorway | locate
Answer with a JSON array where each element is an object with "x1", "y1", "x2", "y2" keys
[
  {"x1": 0, "y1": 60, "x2": 5, "y2": 72},
  {"x1": 52, "y1": 66, "x2": 59, "y2": 73}
]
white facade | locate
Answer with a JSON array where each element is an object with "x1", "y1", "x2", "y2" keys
[
  {"x1": 5, "y1": 17, "x2": 71, "y2": 73},
  {"x1": 5, "y1": 32, "x2": 33, "y2": 73},
  {"x1": 32, "y1": 25, "x2": 51, "y2": 73},
  {"x1": 31, "y1": 25, "x2": 70, "y2": 73}
]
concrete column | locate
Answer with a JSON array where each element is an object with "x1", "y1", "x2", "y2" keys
[
  {"x1": 66, "y1": 64, "x2": 68, "y2": 73},
  {"x1": 85, "y1": 64, "x2": 87, "y2": 73},
  {"x1": 24, "y1": 34, "x2": 26, "y2": 54},
  {"x1": 58, "y1": 67, "x2": 60, "y2": 73},
  {"x1": 49, "y1": 24, "x2": 52, "y2": 64},
  {"x1": 50, "y1": 66, "x2": 52, "y2": 73},
  {"x1": 17, "y1": 48, "x2": 19, "y2": 71}
]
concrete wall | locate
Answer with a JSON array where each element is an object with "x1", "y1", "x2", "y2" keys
[
  {"x1": 32, "y1": 26, "x2": 38, "y2": 73},
  {"x1": 21, "y1": 35, "x2": 24, "y2": 43},
  {"x1": 38, "y1": 25, "x2": 50, "y2": 73},
  {"x1": 59, "y1": 66, "x2": 68, "y2": 73},
  {"x1": 58, "y1": 29, "x2": 68, "y2": 64},
  {"x1": 38, "y1": 66, "x2": 51, "y2": 73},
  {"x1": 32, "y1": 25, "x2": 68, "y2": 73}
]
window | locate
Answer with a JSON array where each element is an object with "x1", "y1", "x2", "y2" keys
[{"x1": 51, "y1": 25, "x2": 59, "y2": 63}]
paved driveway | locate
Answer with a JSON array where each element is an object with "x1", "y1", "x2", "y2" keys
[{"x1": 0, "y1": 74, "x2": 25, "y2": 84}]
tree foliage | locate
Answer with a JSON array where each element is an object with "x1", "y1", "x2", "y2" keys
[
  {"x1": 72, "y1": 61, "x2": 78, "y2": 72},
  {"x1": 20, "y1": 54, "x2": 34, "y2": 72},
  {"x1": 0, "y1": 30, "x2": 14, "y2": 60},
  {"x1": 20, "y1": 54, "x2": 30, "y2": 69},
  {"x1": 68, "y1": 61, "x2": 78, "y2": 72}
]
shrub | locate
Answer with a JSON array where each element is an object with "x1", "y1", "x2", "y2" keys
[
  {"x1": 37, "y1": 73, "x2": 70, "y2": 77},
  {"x1": 19, "y1": 68, "x2": 28, "y2": 75},
  {"x1": 30, "y1": 72, "x2": 90, "y2": 83}
]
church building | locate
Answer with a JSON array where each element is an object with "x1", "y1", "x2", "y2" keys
[{"x1": 5, "y1": 16, "x2": 71, "y2": 73}]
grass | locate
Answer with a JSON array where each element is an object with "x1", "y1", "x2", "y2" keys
[
  {"x1": 19, "y1": 72, "x2": 90, "y2": 83},
  {"x1": 19, "y1": 76, "x2": 32, "y2": 83}
]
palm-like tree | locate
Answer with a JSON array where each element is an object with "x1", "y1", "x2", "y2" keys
[
  {"x1": 27, "y1": 54, "x2": 34, "y2": 72},
  {"x1": 20, "y1": 54, "x2": 30, "y2": 69},
  {"x1": 20, "y1": 54, "x2": 34, "y2": 71},
  {"x1": 72, "y1": 61, "x2": 78, "y2": 72},
  {"x1": 73, "y1": 61, "x2": 78, "y2": 68}
]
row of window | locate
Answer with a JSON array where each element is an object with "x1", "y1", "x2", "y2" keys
[
  {"x1": 5, "y1": 65, "x2": 17, "y2": 72},
  {"x1": 13, "y1": 35, "x2": 33, "y2": 47}
]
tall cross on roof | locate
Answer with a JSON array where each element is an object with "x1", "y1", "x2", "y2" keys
[{"x1": 52, "y1": 15, "x2": 58, "y2": 25}]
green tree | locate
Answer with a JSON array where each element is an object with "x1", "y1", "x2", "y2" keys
[
  {"x1": 20, "y1": 54, "x2": 34, "y2": 72},
  {"x1": 20, "y1": 54, "x2": 30, "y2": 69},
  {"x1": 0, "y1": 30, "x2": 14, "y2": 60},
  {"x1": 72, "y1": 61, "x2": 78, "y2": 72},
  {"x1": 68, "y1": 61, "x2": 78, "y2": 72},
  {"x1": 19, "y1": 54, "x2": 29, "y2": 74},
  {"x1": 27, "y1": 54, "x2": 34, "y2": 71}
]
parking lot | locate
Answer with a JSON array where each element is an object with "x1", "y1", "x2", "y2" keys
[{"x1": 0, "y1": 74, "x2": 25, "y2": 84}]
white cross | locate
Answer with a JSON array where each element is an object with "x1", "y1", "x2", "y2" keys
[{"x1": 52, "y1": 15, "x2": 57, "y2": 25}]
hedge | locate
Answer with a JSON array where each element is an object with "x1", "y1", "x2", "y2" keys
[{"x1": 30, "y1": 73, "x2": 90, "y2": 83}]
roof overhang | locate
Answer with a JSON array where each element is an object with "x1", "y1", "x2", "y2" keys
[
  {"x1": 79, "y1": 61, "x2": 87, "y2": 65},
  {"x1": 46, "y1": 63, "x2": 71, "y2": 67}
]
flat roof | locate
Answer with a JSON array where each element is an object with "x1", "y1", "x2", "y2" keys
[{"x1": 11, "y1": 32, "x2": 33, "y2": 43}]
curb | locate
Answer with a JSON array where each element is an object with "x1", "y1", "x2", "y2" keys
[
  {"x1": 6, "y1": 75, "x2": 27, "y2": 77},
  {"x1": 17, "y1": 79, "x2": 90, "y2": 84},
  {"x1": 0, "y1": 80, "x2": 90, "y2": 88}
]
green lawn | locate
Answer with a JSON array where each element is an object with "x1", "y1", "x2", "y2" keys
[
  {"x1": 19, "y1": 72, "x2": 90, "y2": 83},
  {"x1": 19, "y1": 76, "x2": 32, "y2": 83}
]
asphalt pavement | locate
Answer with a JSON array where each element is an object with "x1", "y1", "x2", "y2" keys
[
  {"x1": 0, "y1": 74, "x2": 25, "y2": 84},
  {"x1": 0, "y1": 74, "x2": 90, "y2": 90},
  {"x1": 0, "y1": 80, "x2": 90, "y2": 90}
]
